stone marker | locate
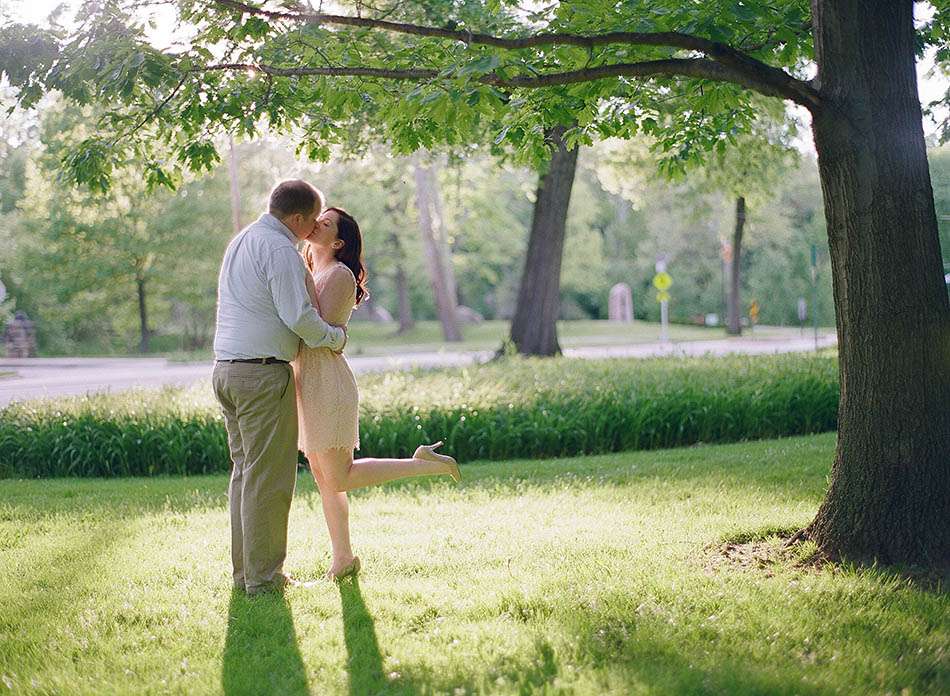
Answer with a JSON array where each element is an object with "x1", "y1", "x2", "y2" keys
[
  {"x1": 608, "y1": 283, "x2": 634, "y2": 322},
  {"x1": 456, "y1": 305, "x2": 484, "y2": 325},
  {"x1": 4, "y1": 311, "x2": 37, "y2": 358}
]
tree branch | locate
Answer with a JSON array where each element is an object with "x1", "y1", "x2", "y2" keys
[
  {"x1": 202, "y1": 57, "x2": 804, "y2": 102},
  {"x1": 208, "y1": 0, "x2": 821, "y2": 108},
  {"x1": 119, "y1": 72, "x2": 189, "y2": 143}
]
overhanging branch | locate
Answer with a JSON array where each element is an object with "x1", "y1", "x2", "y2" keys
[
  {"x1": 202, "y1": 57, "x2": 800, "y2": 101},
  {"x1": 208, "y1": 0, "x2": 821, "y2": 108}
]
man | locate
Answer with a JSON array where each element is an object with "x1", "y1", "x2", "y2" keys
[{"x1": 212, "y1": 179, "x2": 346, "y2": 595}]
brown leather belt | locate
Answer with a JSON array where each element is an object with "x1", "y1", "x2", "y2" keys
[{"x1": 217, "y1": 357, "x2": 289, "y2": 365}]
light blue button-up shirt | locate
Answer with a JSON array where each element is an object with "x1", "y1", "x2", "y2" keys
[{"x1": 213, "y1": 213, "x2": 345, "y2": 361}]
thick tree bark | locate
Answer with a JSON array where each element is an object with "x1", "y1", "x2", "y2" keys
[
  {"x1": 805, "y1": 0, "x2": 950, "y2": 565},
  {"x1": 726, "y1": 195, "x2": 746, "y2": 336},
  {"x1": 136, "y1": 273, "x2": 150, "y2": 353},
  {"x1": 508, "y1": 126, "x2": 579, "y2": 356},
  {"x1": 412, "y1": 156, "x2": 462, "y2": 342}
]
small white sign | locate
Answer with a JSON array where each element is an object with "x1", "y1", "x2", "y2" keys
[{"x1": 0, "y1": 280, "x2": 6, "y2": 303}]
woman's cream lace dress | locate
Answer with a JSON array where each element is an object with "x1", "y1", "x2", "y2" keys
[{"x1": 293, "y1": 261, "x2": 360, "y2": 453}]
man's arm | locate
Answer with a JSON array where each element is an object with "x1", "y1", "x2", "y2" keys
[{"x1": 266, "y1": 247, "x2": 346, "y2": 352}]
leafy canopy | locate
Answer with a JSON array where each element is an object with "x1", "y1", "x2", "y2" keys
[{"x1": 0, "y1": 0, "x2": 943, "y2": 190}]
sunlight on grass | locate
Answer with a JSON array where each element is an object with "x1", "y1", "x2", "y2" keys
[{"x1": 1, "y1": 433, "x2": 946, "y2": 695}]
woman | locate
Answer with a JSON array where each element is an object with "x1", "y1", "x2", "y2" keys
[{"x1": 293, "y1": 206, "x2": 460, "y2": 581}]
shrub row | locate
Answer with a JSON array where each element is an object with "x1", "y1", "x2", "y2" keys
[{"x1": 0, "y1": 353, "x2": 839, "y2": 478}]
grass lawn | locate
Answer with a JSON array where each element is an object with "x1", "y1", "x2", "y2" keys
[
  {"x1": 158, "y1": 320, "x2": 811, "y2": 362},
  {"x1": 0, "y1": 371, "x2": 14, "y2": 379},
  {"x1": 1, "y1": 433, "x2": 945, "y2": 695},
  {"x1": 343, "y1": 320, "x2": 722, "y2": 356}
]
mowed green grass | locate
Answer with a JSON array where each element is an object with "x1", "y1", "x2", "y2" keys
[
  {"x1": 344, "y1": 320, "x2": 724, "y2": 356},
  {"x1": 1, "y1": 433, "x2": 946, "y2": 695},
  {"x1": 163, "y1": 320, "x2": 808, "y2": 362}
]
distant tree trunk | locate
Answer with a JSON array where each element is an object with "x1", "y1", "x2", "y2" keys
[
  {"x1": 412, "y1": 156, "x2": 461, "y2": 341},
  {"x1": 387, "y1": 229, "x2": 415, "y2": 333},
  {"x1": 803, "y1": 0, "x2": 950, "y2": 565},
  {"x1": 508, "y1": 125, "x2": 579, "y2": 356},
  {"x1": 726, "y1": 196, "x2": 746, "y2": 336},
  {"x1": 228, "y1": 136, "x2": 241, "y2": 234},
  {"x1": 136, "y1": 273, "x2": 150, "y2": 353}
]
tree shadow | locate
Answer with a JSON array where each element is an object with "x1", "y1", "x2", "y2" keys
[
  {"x1": 558, "y1": 604, "x2": 830, "y2": 696},
  {"x1": 222, "y1": 589, "x2": 309, "y2": 696},
  {"x1": 1, "y1": 523, "x2": 126, "y2": 657}
]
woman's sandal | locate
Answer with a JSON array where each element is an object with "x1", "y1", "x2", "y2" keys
[
  {"x1": 414, "y1": 440, "x2": 461, "y2": 483},
  {"x1": 326, "y1": 556, "x2": 361, "y2": 582}
]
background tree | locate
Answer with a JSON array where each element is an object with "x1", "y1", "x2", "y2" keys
[
  {"x1": 508, "y1": 125, "x2": 578, "y2": 355},
  {"x1": 412, "y1": 153, "x2": 462, "y2": 341},
  {"x1": 695, "y1": 107, "x2": 799, "y2": 335}
]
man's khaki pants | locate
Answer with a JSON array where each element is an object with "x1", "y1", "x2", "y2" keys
[{"x1": 212, "y1": 361, "x2": 298, "y2": 594}]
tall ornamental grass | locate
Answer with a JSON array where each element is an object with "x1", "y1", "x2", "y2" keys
[{"x1": 0, "y1": 353, "x2": 839, "y2": 478}]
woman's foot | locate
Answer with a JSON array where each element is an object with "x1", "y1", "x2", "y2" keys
[
  {"x1": 326, "y1": 556, "x2": 360, "y2": 581},
  {"x1": 414, "y1": 441, "x2": 461, "y2": 483}
]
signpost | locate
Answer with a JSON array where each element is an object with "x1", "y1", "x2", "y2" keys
[
  {"x1": 797, "y1": 297, "x2": 807, "y2": 336},
  {"x1": 653, "y1": 267, "x2": 672, "y2": 342}
]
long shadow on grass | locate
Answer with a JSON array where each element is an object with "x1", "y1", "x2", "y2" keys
[
  {"x1": 338, "y1": 577, "x2": 419, "y2": 695},
  {"x1": 222, "y1": 589, "x2": 309, "y2": 696},
  {"x1": 561, "y1": 606, "x2": 829, "y2": 695},
  {"x1": 0, "y1": 518, "x2": 136, "y2": 650},
  {"x1": 337, "y1": 579, "x2": 560, "y2": 694}
]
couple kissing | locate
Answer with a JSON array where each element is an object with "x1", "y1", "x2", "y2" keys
[{"x1": 212, "y1": 179, "x2": 460, "y2": 595}]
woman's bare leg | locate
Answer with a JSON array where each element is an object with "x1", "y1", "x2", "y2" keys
[
  {"x1": 308, "y1": 459, "x2": 355, "y2": 573},
  {"x1": 309, "y1": 444, "x2": 458, "y2": 493}
]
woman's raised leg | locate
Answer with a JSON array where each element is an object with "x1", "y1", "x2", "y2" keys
[{"x1": 310, "y1": 443, "x2": 459, "y2": 493}]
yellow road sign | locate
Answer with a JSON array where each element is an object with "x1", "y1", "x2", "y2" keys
[
  {"x1": 652, "y1": 272, "x2": 672, "y2": 291},
  {"x1": 656, "y1": 290, "x2": 671, "y2": 303}
]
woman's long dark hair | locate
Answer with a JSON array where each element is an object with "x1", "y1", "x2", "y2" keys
[{"x1": 305, "y1": 206, "x2": 369, "y2": 305}]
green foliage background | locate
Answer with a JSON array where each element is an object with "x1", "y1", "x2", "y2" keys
[{"x1": 0, "y1": 97, "x2": 878, "y2": 354}]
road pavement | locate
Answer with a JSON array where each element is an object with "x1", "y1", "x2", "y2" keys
[{"x1": 0, "y1": 332, "x2": 837, "y2": 407}]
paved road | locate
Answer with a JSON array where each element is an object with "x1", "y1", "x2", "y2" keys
[{"x1": 0, "y1": 333, "x2": 837, "y2": 407}]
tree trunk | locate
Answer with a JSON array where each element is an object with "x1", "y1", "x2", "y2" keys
[
  {"x1": 508, "y1": 126, "x2": 579, "y2": 356},
  {"x1": 805, "y1": 0, "x2": 950, "y2": 566},
  {"x1": 388, "y1": 230, "x2": 415, "y2": 333},
  {"x1": 412, "y1": 156, "x2": 462, "y2": 342},
  {"x1": 136, "y1": 273, "x2": 150, "y2": 353},
  {"x1": 726, "y1": 196, "x2": 746, "y2": 336}
]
